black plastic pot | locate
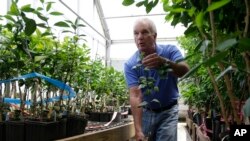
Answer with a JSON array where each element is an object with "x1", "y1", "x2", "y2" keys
[
  {"x1": 100, "y1": 112, "x2": 121, "y2": 122},
  {"x1": 205, "y1": 117, "x2": 212, "y2": 139},
  {"x1": 66, "y1": 115, "x2": 88, "y2": 137},
  {"x1": 57, "y1": 118, "x2": 67, "y2": 139},
  {"x1": 193, "y1": 112, "x2": 202, "y2": 126},
  {"x1": 88, "y1": 112, "x2": 100, "y2": 122},
  {"x1": 25, "y1": 120, "x2": 59, "y2": 141},
  {"x1": 100, "y1": 112, "x2": 112, "y2": 122},
  {"x1": 5, "y1": 121, "x2": 25, "y2": 141},
  {"x1": 0, "y1": 122, "x2": 5, "y2": 141}
]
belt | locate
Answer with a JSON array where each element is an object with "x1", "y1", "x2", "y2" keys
[{"x1": 146, "y1": 100, "x2": 178, "y2": 113}]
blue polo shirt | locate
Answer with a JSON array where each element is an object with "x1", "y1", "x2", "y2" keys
[{"x1": 124, "y1": 44, "x2": 184, "y2": 109}]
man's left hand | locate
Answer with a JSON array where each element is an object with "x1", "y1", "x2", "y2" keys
[{"x1": 142, "y1": 53, "x2": 167, "y2": 69}]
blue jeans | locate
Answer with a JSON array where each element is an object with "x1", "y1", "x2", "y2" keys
[{"x1": 142, "y1": 104, "x2": 178, "y2": 141}]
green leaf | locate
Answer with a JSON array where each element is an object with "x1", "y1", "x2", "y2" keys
[
  {"x1": 195, "y1": 12, "x2": 204, "y2": 29},
  {"x1": 187, "y1": 7, "x2": 196, "y2": 17},
  {"x1": 134, "y1": 64, "x2": 142, "y2": 69},
  {"x1": 171, "y1": 15, "x2": 180, "y2": 26},
  {"x1": 138, "y1": 101, "x2": 148, "y2": 108},
  {"x1": 6, "y1": 23, "x2": 13, "y2": 31},
  {"x1": 194, "y1": 40, "x2": 203, "y2": 52},
  {"x1": 46, "y1": 2, "x2": 52, "y2": 12},
  {"x1": 145, "y1": 89, "x2": 151, "y2": 95},
  {"x1": 204, "y1": 51, "x2": 228, "y2": 66},
  {"x1": 37, "y1": 14, "x2": 48, "y2": 22},
  {"x1": 21, "y1": 4, "x2": 35, "y2": 12},
  {"x1": 139, "y1": 76, "x2": 146, "y2": 81},
  {"x1": 144, "y1": 67, "x2": 150, "y2": 72},
  {"x1": 74, "y1": 18, "x2": 79, "y2": 25},
  {"x1": 50, "y1": 11, "x2": 63, "y2": 16},
  {"x1": 71, "y1": 25, "x2": 76, "y2": 30},
  {"x1": 151, "y1": 99, "x2": 160, "y2": 104},
  {"x1": 180, "y1": 62, "x2": 202, "y2": 80},
  {"x1": 37, "y1": 7, "x2": 43, "y2": 11},
  {"x1": 216, "y1": 38, "x2": 237, "y2": 51},
  {"x1": 24, "y1": 19, "x2": 36, "y2": 36},
  {"x1": 153, "y1": 86, "x2": 159, "y2": 92},
  {"x1": 62, "y1": 30, "x2": 74, "y2": 34},
  {"x1": 165, "y1": 13, "x2": 174, "y2": 21},
  {"x1": 36, "y1": 23, "x2": 47, "y2": 28},
  {"x1": 41, "y1": 32, "x2": 52, "y2": 37},
  {"x1": 163, "y1": 5, "x2": 186, "y2": 13},
  {"x1": 10, "y1": 2, "x2": 20, "y2": 15},
  {"x1": 200, "y1": 40, "x2": 211, "y2": 54},
  {"x1": 162, "y1": 0, "x2": 169, "y2": 4},
  {"x1": 146, "y1": 1, "x2": 154, "y2": 13},
  {"x1": 153, "y1": 0, "x2": 159, "y2": 7},
  {"x1": 216, "y1": 66, "x2": 235, "y2": 81},
  {"x1": 65, "y1": 20, "x2": 73, "y2": 25},
  {"x1": 4, "y1": 15, "x2": 16, "y2": 22},
  {"x1": 54, "y1": 21, "x2": 70, "y2": 27},
  {"x1": 206, "y1": 0, "x2": 231, "y2": 12},
  {"x1": 79, "y1": 34, "x2": 86, "y2": 37},
  {"x1": 122, "y1": 0, "x2": 135, "y2": 6},
  {"x1": 184, "y1": 25, "x2": 197, "y2": 36},
  {"x1": 238, "y1": 38, "x2": 250, "y2": 52},
  {"x1": 139, "y1": 84, "x2": 146, "y2": 89},
  {"x1": 132, "y1": 66, "x2": 137, "y2": 70},
  {"x1": 167, "y1": 68, "x2": 173, "y2": 72},
  {"x1": 40, "y1": 0, "x2": 44, "y2": 3},
  {"x1": 136, "y1": 1, "x2": 145, "y2": 7},
  {"x1": 34, "y1": 55, "x2": 48, "y2": 62},
  {"x1": 77, "y1": 24, "x2": 86, "y2": 27}
]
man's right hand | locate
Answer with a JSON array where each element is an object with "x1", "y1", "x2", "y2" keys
[{"x1": 136, "y1": 131, "x2": 146, "y2": 141}]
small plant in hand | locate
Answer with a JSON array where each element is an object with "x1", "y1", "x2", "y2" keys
[{"x1": 132, "y1": 53, "x2": 173, "y2": 108}]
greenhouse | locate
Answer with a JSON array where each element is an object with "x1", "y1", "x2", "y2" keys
[{"x1": 0, "y1": 0, "x2": 249, "y2": 141}]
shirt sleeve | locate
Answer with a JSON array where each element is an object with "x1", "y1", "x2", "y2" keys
[
  {"x1": 166, "y1": 45, "x2": 184, "y2": 62},
  {"x1": 124, "y1": 62, "x2": 139, "y2": 88}
]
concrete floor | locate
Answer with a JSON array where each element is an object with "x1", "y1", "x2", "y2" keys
[
  {"x1": 178, "y1": 98, "x2": 192, "y2": 141},
  {"x1": 178, "y1": 122, "x2": 192, "y2": 141}
]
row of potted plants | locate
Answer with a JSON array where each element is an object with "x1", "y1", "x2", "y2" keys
[
  {"x1": 0, "y1": 108, "x2": 88, "y2": 141},
  {"x1": 0, "y1": 0, "x2": 129, "y2": 140}
]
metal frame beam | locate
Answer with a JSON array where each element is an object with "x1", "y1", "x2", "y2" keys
[
  {"x1": 59, "y1": 0, "x2": 108, "y2": 41},
  {"x1": 104, "y1": 13, "x2": 166, "y2": 19},
  {"x1": 94, "y1": 0, "x2": 111, "y2": 66},
  {"x1": 111, "y1": 37, "x2": 177, "y2": 44}
]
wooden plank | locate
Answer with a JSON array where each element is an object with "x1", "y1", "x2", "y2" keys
[{"x1": 55, "y1": 122, "x2": 135, "y2": 141}]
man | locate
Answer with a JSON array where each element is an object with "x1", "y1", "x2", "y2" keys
[{"x1": 124, "y1": 18, "x2": 189, "y2": 141}]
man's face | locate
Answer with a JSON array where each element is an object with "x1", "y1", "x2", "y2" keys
[{"x1": 133, "y1": 22, "x2": 156, "y2": 54}]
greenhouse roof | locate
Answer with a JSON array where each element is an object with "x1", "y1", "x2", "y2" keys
[{"x1": 1, "y1": 0, "x2": 186, "y2": 70}]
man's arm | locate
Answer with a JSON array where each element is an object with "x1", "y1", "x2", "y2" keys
[
  {"x1": 142, "y1": 53, "x2": 189, "y2": 78},
  {"x1": 165, "y1": 59, "x2": 189, "y2": 77},
  {"x1": 129, "y1": 86, "x2": 145, "y2": 140}
]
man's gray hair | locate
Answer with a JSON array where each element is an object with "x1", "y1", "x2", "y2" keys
[{"x1": 134, "y1": 18, "x2": 157, "y2": 34}]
